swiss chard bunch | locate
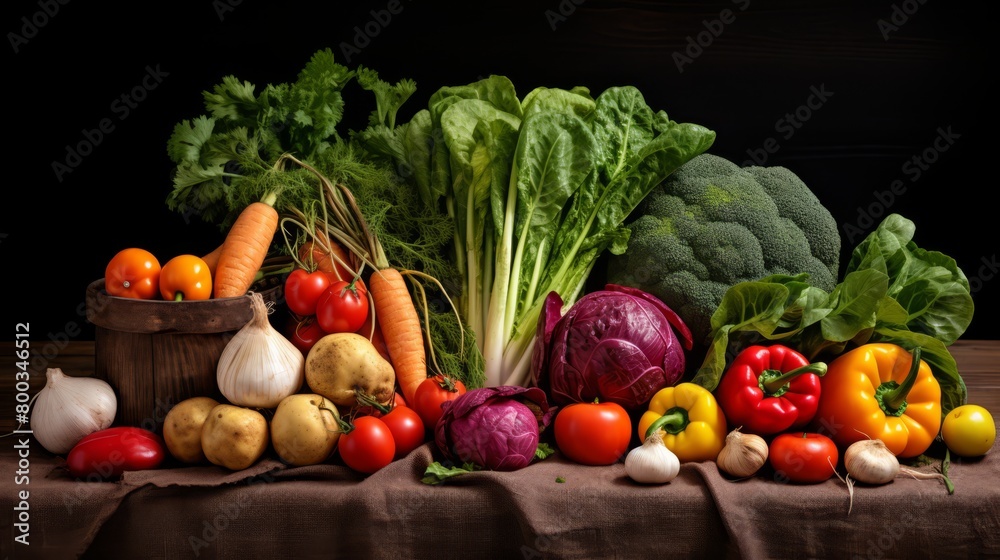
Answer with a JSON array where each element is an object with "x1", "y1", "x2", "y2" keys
[
  {"x1": 357, "y1": 76, "x2": 717, "y2": 387},
  {"x1": 692, "y1": 213, "x2": 974, "y2": 417}
]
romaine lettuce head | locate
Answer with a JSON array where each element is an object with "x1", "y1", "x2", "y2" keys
[
  {"x1": 434, "y1": 386, "x2": 555, "y2": 471},
  {"x1": 533, "y1": 284, "x2": 693, "y2": 410}
]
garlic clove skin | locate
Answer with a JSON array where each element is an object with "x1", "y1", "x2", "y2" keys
[
  {"x1": 717, "y1": 428, "x2": 769, "y2": 479},
  {"x1": 30, "y1": 368, "x2": 118, "y2": 455}
]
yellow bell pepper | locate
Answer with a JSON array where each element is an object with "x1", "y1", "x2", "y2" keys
[
  {"x1": 637, "y1": 382, "x2": 728, "y2": 463},
  {"x1": 813, "y1": 343, "x2": 941, "y2": 458}
]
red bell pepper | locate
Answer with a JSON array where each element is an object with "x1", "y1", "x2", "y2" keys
[{"x1": 714, "y1": 344, "x2": 827, "y2": 436}]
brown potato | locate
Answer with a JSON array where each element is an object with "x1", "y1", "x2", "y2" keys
[
  {"x1": 271, "y1": 393, "x2": 341, "y2": 466},
  {"x1": 305, "y1": 332, "x2": 395, "y2": 407},
  {"x1": 162, "y1": 396, "x2": 221, "y2": 464},
  {"x1": 200, "y1": 404, "x2": 270, "y2": 471}
]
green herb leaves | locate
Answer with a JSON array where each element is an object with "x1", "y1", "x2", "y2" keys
[{"x1": 165, "y1": 48, "x2": 355, "y2": 227}]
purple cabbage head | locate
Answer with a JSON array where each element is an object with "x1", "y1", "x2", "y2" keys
[
  {"x1": 434, "y1": 386, "x2": 556, "y2": 471},
  {"x1": 531, "y1": 284, "x2": 693, "y2": 411}
]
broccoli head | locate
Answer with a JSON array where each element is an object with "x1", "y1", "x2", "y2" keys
[{"x1": 607, "y1": 152, "x2": 840, "y2": 348}]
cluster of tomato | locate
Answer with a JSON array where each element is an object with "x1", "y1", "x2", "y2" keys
[
  {"x1": 339, "y1": 374, "x2": 469, "y2": 474},
  {"x1": 282, "y1": 267, "x2": 370, "y2": 355},
  {"x1": 104, "y1": 248, "x2": 213, "y2": 301}
]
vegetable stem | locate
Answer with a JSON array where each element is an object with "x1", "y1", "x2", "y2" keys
[
  {"x1": 761, "y1": 362, "x2": 828, "y2": 395},
  {"x1": 881, "y1": 347, "x2": 923, "y2": 413},
  {"x1": 644, "y1": 407, "x2": 690, "y2": 438}
]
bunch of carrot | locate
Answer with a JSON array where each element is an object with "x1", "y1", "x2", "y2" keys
[
  {"x1": 197, "y1": 148, "x2": 442, "y2": 405},
  {"x1": 267, "y1": 155, "x2": 430, "y2": 403}
]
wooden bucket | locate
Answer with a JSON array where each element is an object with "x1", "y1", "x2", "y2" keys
[{"x1": 85, "y1": 279, "x2": 284, "y2": 432}]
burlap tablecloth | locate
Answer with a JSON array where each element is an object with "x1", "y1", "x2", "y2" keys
[{"x1": 2, "y1": 440, "x2": 997, "y2": 560}]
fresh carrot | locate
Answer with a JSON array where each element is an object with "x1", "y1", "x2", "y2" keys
[
  {"x1": 213, "y1": 194, "x2": 279, "y2": 299},
  {"x1": 369, "y1": 267, "x2": 426, "y2": 403},
  {"x1": 201, "y1": 244, "x2": 223, "y2": 278}
]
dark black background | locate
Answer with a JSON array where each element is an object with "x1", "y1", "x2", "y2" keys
[{"x1": 3, "y1": 0, "x2": 994, "y2": 345}]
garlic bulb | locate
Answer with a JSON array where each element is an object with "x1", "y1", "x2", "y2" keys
[
  {"x1": 844, "y1": 439, "x2": 900, "y2": 485},
  {"x1": 217, "y1": 291, "x2": 305, "y2": 408},
  {"x1": 717, "y1": 428, "x2": 769, "y2": 478},
  {"x1": 625, "y1": 429, "x2": 680, "y2": 484},
  {"x1": 30, "y1": 368, "x2": 117, "y2": 455}
]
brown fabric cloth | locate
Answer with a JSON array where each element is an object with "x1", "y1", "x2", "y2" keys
[{"x1": 2, "y1": 442, "x2": 998, "y2": 560}]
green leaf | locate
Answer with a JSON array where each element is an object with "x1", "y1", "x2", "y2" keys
[
  {"x1": 691, "y1": 280, "x2": 792, "y2": 390},
  {"x1": 356, "y1": 65, "x2": 417, "y2": 129},
  {"x1": 535, "y1": 442, "x2": 556, "y2": 460},
  {"x1": 819, "y1": 268, "x2": 887, "y2": 343},
  {"x1": 203, "y1": 75, "x2": 259, "y2": 126},
  {"x1": 421, "y1": 461, "x2": 481, "y2": 485},
  {"x1": 847, "y1": 214, "x2": 974, "y2": 345}
]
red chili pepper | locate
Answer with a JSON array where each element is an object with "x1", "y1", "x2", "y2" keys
[{"x1": 714, "y1": 344, "x2": 827, "y2": 436}]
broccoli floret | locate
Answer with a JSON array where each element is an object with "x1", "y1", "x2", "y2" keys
[{"x1": 607, "y1": 153, "x2": 840, "y2": 348}]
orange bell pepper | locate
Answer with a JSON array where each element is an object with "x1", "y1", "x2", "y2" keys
[{"x1": 813, "y1": 343, "x2": 941, "y2": 458}]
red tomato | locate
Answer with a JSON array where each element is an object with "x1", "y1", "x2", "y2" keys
[
  {"x1": 316, "y1": 280, "x2": 369, "y2": 333},
  {"x1": 286, "y1": 315, "x2": 326, "y2": 355},
  {"x1": 105, "y1": 248, "x2": 161, "y2": 299},
  {"x1": 338, "y1": 416, "x2": 395, "y2": 474},
  {"x1": 554, "y1": 400, "x2": 632, "y2": 465},
  {"x1": 412, "y1": 374, "x2": 467, "y2": 430},
  {"x1": 66, "y1": 427, "x2": 166, "y2": 480},
  {"x1": 768, "y1": 432, "x2": 839, "y2": 484},
  {"x1": 285, "y1": 268, "x2": 331, "y2": 317},
  {"x1": 379, "y1": 405, "x2": 426, "y2": 459},
  {"x1": 159, "y1": 254, "x2": 212, "y2": 301}
]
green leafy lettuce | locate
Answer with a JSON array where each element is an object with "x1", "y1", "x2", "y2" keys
[{"x1": 692, "y1": 213, "x2": 974, "y2": 417}]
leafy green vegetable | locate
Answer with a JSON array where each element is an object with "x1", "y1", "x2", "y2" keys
[
  {"x1": 165, "y1": 48, "x2": 356, "y2": 229},
  {"x1": 163, "y1": 49, "x2": 479, "y2": 388},
  {"x1": 692, "y1": 213, "x2": 973, "y2": 417},
  {"x1": 359, "y1": 77, "x2": 716, "y2": 387}
]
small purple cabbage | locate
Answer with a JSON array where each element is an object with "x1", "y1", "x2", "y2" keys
[
  {"x1": 434, "y1": 386, "x2": 556, "y2": 471},
  {"x1": 531, "y1": 284, "x2": 693, "y2": 410}
]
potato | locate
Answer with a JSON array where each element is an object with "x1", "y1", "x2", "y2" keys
[
  {"x1": 271, "y1": 393, "x2": 342, "y2": 466},
  {"x1": 305, "y1": 332, "x2": 396, "y2": 407},
  {"x1": 163, "y1": 396, "x2": 220, "y2": 464},
  {"x1": 201, "y1": 404, "x2": 270, "y2": 471}
]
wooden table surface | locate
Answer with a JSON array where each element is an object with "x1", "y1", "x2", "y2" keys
[{"x1": 2, "y1": 339, "x2": 997, "y2": 434}]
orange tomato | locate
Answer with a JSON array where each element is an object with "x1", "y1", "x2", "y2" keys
[
  {"x1": 105, "y1": 248, "x2": 161, "y2": 299},
  {"x1": 159, "y1": 254, "x2": 213, "y2": 301}
]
